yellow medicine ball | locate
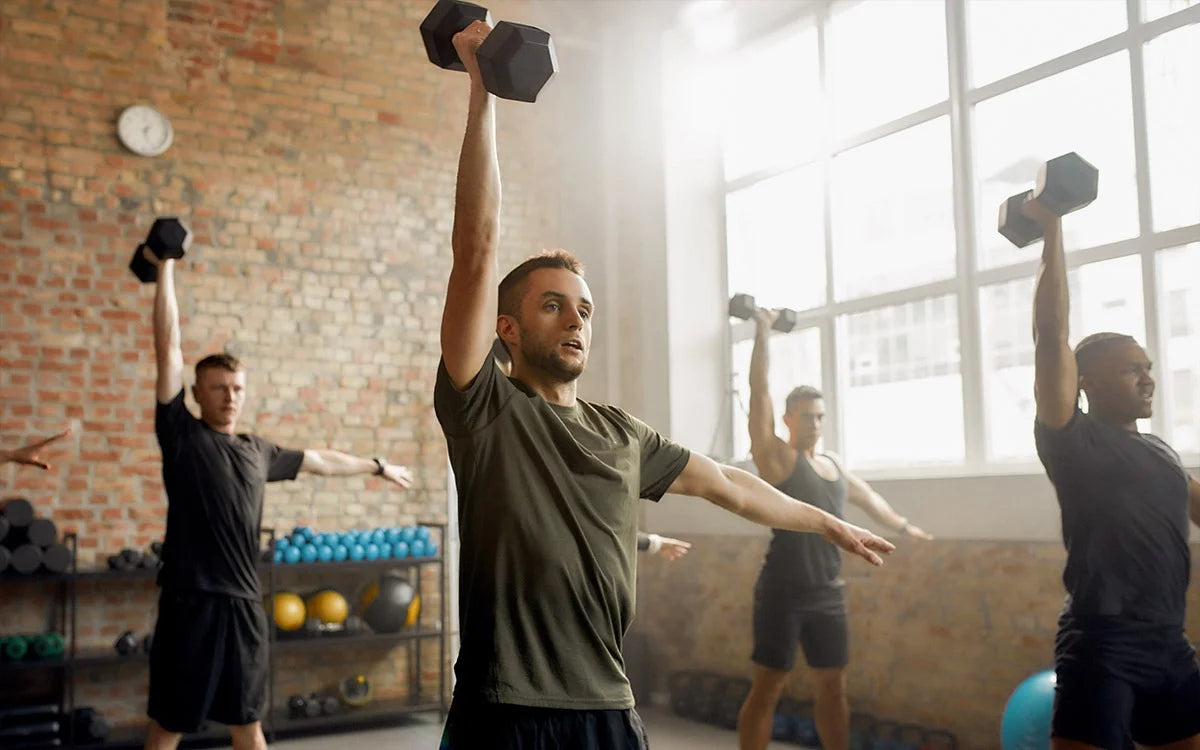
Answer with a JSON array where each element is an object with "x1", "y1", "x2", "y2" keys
[
  {"x1": 271, "y1": 592, "x2": 306, "y2": 632},
  {"x1": 305, "y1": 589, "x2": 349, "y2": 626}
]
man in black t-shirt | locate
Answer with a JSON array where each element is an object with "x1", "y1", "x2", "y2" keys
[
  {"x1": 1024, "y1": 197, "x2": 1200, "y2": 750},
  {"x1": 141, "y1": 248, "x2": 414, "y2": 750}
]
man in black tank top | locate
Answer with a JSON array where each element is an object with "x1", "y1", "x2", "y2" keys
[
  {"x1": 736, "y1": 309, "x2": 932, "y2": 750},
  {"x1": 1024, "y1": 198, "x2": 1200, "y2": 749}
]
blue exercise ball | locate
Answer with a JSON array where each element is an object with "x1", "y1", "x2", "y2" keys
[
  {"x1": 1001, "y1": 670, "x2": 1056, "y2": 750},
  {"x1": 284, "y1": 546, "x2": 301, "y2": 564},
  {"x1": 301, "y1": 544, "x2": 318, "y2": 563},
  {"x1": 349, "y1": 544, "x2": 365, "y2": 562},
  {"x1": 426, "y1": 541, "x2": 438, "y2": 558},
  {"x1": 399, "y1": 526, "x2": 416, "y2": 544},
  {"x1": 333, "y1": 544, "x2": 348, "y2": 562},
  {"x1": 273, "y1": 549, "x2": 284, "y2": 564},
  {"x1": 393, "y1": 541, "x2": 409, "y2": 559},
  {"x1": 371, "y1": 529, "x2": 386, "y2": 545},
  {"x1": 385, "y1": 528, "x2": 401, "y2": 545},
  {"x1": 415, "y1": 525, "x2": 430, "y2": 542},
  {"x1": 411, "y1": 539, "x2": 427, "y2": 558},
  {"x1": 365, "y1": 543, "x2": 380, "y2": 561},
  {"x1": 275, "y1": 537, "x2": 291, "y2": 551},
  {"x1": 317, "y1": 545, "x2": 333, "y2": 563},
  {"x1": 379, "y1": 542, "x2": 393, "y2": 560}
]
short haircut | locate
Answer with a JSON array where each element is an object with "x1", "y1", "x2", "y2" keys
[
  {"x1": 195, "y1": 352, "x2": 243, "y2": 380},
  {"x1": 785, "y1": 385, "x2": 823, "y2": 414},
  {"x1": 1074, "y1": 332, "x2": 1137, "y2": 377},
  {"x1": 497, "y1": 250, "x2": 585, "y2": 319}
]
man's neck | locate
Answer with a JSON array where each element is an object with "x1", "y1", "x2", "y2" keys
[
  {"x1": 513, "y1": 367, "x2": 578, "y2": 407},
  {"x1": 202, "y1": 417, "x2": 238, "y2": 435},
  {"x1": 1090, "y1": 406, "x2": 1137, "y2": 432}
]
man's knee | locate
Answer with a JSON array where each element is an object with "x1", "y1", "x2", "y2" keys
[
  {"x1": 748, "y1": 666, "x2": 791, "y2": 704},
  {"x1": 144, "y1": 719, "x2": 182, "y2": 750},
  {"x1": 813, "y1": 668, "x2": 846, "y2": 698}
]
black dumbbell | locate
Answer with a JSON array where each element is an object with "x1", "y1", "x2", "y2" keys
[
  {"x1": 118, "y1": 548, "x2": 143, "y2": 570},
  {"x1": 1, "y1": 497, "x2": 35, "y2": 527},
  {"x1": 129, "y1": 218, "x2": 189, "y2": 283},
  {"x1": 287, "y1": 694, "x2": 308, "y2": 720},
  {"x1": 141, "y1": 633, "x2": 154, "y2": 653},
  {"x1": 728, "y1": 293, "x2": 798, "y2": 333},
  {"x1": 0, "y1": 546, "x2": 10, "y2": 573},
  {"x1": 139, "y1": 551, "x2": 160, "y2": 569},
  {"x1": 113, "y1": 630, "x2": 138, "y2": 656},
  {"x1": 998, "y1": 152, "x2": 1099, "y2": 248},
  {"x1": 27, "y1": 518, "x2": 57, "y2": 547},
  {"x1": 420, "y1": 0, "x2": 557, "y2": 103},
  {"x1": 149, "y1": 540, "x2": 164, "y2": 556},
  {"x1": 304, "y1": 693, "x2": 322, "y2": 718},
  {"x1": 319, "y1": 695, "x2": 339, "y2": 715},
  {"x1": 42, "y1": 543, "x2": 71, "y2": 574},
  {"x1": 10, "y1": 544, "x2": 42, "y2": 574}
]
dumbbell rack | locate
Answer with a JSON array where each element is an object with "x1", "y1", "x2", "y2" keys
[
  {"x1": 0, "y1": 532, "x2": 76, "y2": 743},
  {"x1": 0, "y1": 527, "x2": 448, "y2": 748}
]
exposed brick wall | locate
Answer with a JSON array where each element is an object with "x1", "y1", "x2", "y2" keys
[
  {"x1": 634, "y1": 535, "x2": 1200, "y2": 749},
  {"x1": 1, "y1": 0, "x2": 571, "y2": 728}
]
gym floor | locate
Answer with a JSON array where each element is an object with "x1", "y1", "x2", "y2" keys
[{"x1": 271, "y1": 706, "x2": 799, "y2": 749}]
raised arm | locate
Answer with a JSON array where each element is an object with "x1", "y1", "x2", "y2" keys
[
  {"x1": 441, "y1": 21, "x2": 502, "y2": 389},
  {"x1": 2, "y1": 429, "x2": 71, "y2": 470},
  {"x1": 667, "y1": 452, "x2": 894, "y2": 567},
  {"x1": 1027, "y1": 200, "x2": 1076, "y2": 429},
  {"x1": 150, "y1": 251, "x2": 184, "y2": 404},
  {"x1": 748, "y1": 309, "x2": 791, "y2": 482}
]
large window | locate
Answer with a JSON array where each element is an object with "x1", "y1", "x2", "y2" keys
[{"x1": 721, "y1": 0, "x2": 1200, "y2": 474}]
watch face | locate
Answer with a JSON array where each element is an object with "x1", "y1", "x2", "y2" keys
[{"x1": 117, "y1": 105, "x2": 173, "y2": 157}]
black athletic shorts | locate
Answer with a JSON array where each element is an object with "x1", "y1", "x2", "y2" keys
[
  {"x1": 751, "y1": 576, "x2": 848, "y2": 671},
  {"x1": 147, "y1": 589, "x2": 269, "y2": 732},
  {"x1": 439, "y1": 698, "x2": 649, "y2": 750},
  {"x1": 1052, "y1": 618, "x2": 1200, "y2": 748}
]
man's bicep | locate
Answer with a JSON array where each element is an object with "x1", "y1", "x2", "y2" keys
[
  {"x1": 1034, "y1": 336, "x2": 1078, "y2": 429},
  {"x1": 441, "y1": 264, "x2": 498, "y2": 390}
]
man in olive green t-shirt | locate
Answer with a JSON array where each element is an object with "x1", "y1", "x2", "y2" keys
[{"x1": 435, "y1": 21, "x2": 895, "y2": 750}]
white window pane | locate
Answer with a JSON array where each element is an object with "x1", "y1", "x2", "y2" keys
[
  {"x1": 730, "y1": 328, "x2": 823, "y2": 461},
  {"x1": 720, "y1": 27, "x2": 821, "y2": 181},
  {"x1": 1157, "y1": 244, "x2": 1200, "y2": 456},
  {"x1": 979, "y1": 256, "x2": 1146, "y2": 461},
  {"x1": 828, "y1": 0, "x2": 948, "y2": 135},
  {"x1": 831, "y1": 117, "x2": 956, "y2": 299},
  {"x1": 838, "y1": 295, "x2": 964, "y2": 467},
  {"x1": 967, "y1": 0, "x2": 1127, "y2": 86},
  {"x1": 1144, "y1": 24, "x2": 1200, "y2": 231},
  {"x1": 1144, "y1": 0, "x2": 1200, "y2": 21},
  {"x1": 975, "y1": 53, "x2": 1138, "y2": 270},
  {"x1": 726, "y1": 165, "x2": 826, "y2": 311}
]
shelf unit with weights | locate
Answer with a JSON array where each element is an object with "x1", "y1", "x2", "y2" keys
[{"x1": 1, "y1": 526, "x2": 448, "y2": 748}]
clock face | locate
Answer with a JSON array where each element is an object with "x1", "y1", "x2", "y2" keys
[{"x1": 117, "y1": 105, "x2": 174, "y2": 157}]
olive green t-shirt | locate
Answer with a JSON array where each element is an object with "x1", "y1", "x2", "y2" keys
[{"x1": 434, "y1": 357, "x2": 690, "y2": 709}]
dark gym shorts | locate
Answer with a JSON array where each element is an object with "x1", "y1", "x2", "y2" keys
[
  {"x1": 751, "y1": 574, "x2": 848, "y2": 671},
  {"x1": 439, "y1": 698, "x2": 649, "y2": 750},
  {"x1": 1052, "y1": 616, "x2": 1200, "y2": 748},
  {"x1": 147, "y1": 589, "x2": 269, "y2": 733}
]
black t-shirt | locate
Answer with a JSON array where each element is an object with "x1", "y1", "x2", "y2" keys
[
  {"x1": 155, "y1": 390, "x2": 304, "y2": 599},
  {"x1": 1035, "y1": 408, "x2": 1191, "y2": 626}
]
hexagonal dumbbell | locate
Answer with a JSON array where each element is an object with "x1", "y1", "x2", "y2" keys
[
  {"x1": 129, "y1": 218, "x2": 189, "y2": 283},
  {"x1": 420, "y1": 0, "x2": 557, "y2": 103},
  {"x1": 998, "y1": 152, "x2": 1099, "y2": 248},
  {"x1": 728, "y1": 293, "x2": 798, "y2": 333}
]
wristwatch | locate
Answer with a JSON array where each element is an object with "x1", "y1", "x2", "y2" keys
[{"x1": 372, "y1": 457, "x2": 386, "y2": 476}]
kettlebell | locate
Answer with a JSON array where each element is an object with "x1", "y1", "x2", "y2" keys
[{"x1": 113, "y1": 630, "x2": 138, "y2": 656}]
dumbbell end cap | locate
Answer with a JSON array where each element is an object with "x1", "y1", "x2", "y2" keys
[
  {"x1": 146, "y1": 217, "x2": 189, "y2": 258},
  {"x1": 420, "y1": 0, "x2": 492, "y2": 71},
  {"x1": 477, "y1": 21, "x2": 557, "y2": 103},
  {"x1": 997, "y1": 190, "x2": 1042, "y2": 248}
]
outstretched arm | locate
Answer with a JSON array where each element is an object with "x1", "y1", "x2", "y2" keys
[
  {"x1": 2, "y1": 429, "x2": 71, "y2": 469},
  {"x1": 150, "y1": 252, "x2": 184, "y2": 404},
  {"x1": 441, "y1": 20, "x2": 502, "y2": 390},
  {"x1": 845, "y1": 472, "x2": 932, "y2": 539},
  {"x1": 1027, "y1": 200, "x2": 1076, "y2": 429},
  {"x1": 667, "y1": 452, "x2": 894, "y2": 567},
  {"x1": 300, "y1": 450, "x2": 413, "y2": 488}
]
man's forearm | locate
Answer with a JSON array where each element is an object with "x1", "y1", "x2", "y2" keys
[
  {"x1": 862, "y1": 492, "x2": 908, "y2": 532},
  {"x1": 451, "y1": 83, "x2": 500, "y2": 262},
  {"x1": 304, "y1": 449, "x2": 377, "y2": 477},
  {"x1": 1032, "y1": 220, "x2": 1068, "y2": 341},
  {"x1": 749, "y1": 325, "x2": 771, "y2": 394},
  {"x1": 717, "y1": 464, "x2": 832, "y2": 533},
  {"x1": 154, "y1": 260, "x2": 181, "y2": 363}
]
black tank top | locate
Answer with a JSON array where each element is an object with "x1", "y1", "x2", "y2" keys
[{"x1": 761, "y1": 453, "x2": 848, "y2": 587}]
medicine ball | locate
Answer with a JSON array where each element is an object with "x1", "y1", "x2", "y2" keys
[
  {"x1": 305, "y1": 589, "x2": 349, "y2": 626},
  {"x1": 357, "y1": 571, "x2": 419, "y2": 633},
  {"x1": 271, "y1": 592, "x2": 306, "y2": 631}
]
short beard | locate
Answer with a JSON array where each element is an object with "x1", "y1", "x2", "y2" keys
[{"x1": 521, "y1": 340, "x2": 584, "y2": 384}]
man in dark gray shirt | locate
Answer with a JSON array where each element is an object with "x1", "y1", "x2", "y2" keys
[{"x1": 1025, "y1": 197, "x2": 1200, "y2": 750}]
